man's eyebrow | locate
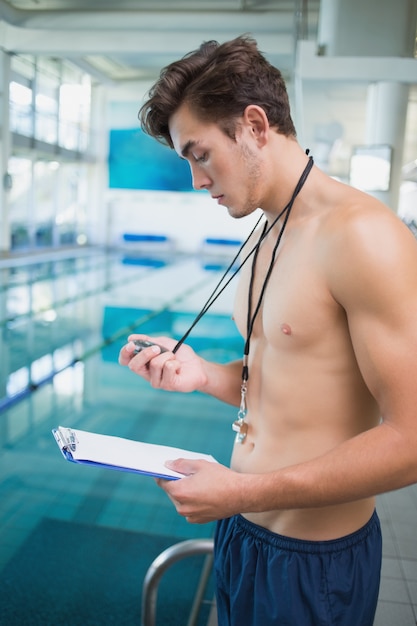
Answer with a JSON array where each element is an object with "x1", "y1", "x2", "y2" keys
[{"x1": 180, "y1": 139, "x2": 197, "y2": 159}]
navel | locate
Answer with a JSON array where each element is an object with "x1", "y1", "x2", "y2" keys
[{"x1": 280, "y1": 322, "x2": 292, "y2": 336}]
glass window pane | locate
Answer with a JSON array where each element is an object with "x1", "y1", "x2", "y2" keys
[
  {"x1": 56, "y1": 163, "x2": 88, "y2": 245},
  {"x1": 33, "y1": 160, "x2": 57, "y2": 247},
  {"x1": 8, "y1": 156, "x2": 32, "y2": 249},
  {"x1": 9, "y1": 81, "x2": 33, "y2": 136},
  {"x1": 35, "y1": 62, "x2": 59, "y2": 143},
  {"x1": 35, "y1": 93, "x2": 58, "y2": 144},
  {"x1": 59, "y1": 77, "x2": 91, "y2": 152}
]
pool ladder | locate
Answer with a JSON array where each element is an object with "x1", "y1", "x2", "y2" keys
[{"x1": 141, "y1": 538, "x2": 216, "y2": 626}]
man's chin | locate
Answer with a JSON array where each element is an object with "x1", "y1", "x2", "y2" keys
[
  {"x1": 227, "y1": 207, "x2": 250, "y2": 220},
  {"x1": 225, "y1": 204, "x2": 242, "y2": 218}
]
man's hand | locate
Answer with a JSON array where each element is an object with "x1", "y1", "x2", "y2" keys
[
  {"x1": 156, "y1": 459, "x2": 245, "y2": 524},
  {"x1": 118, "y1": 334, "x2": 208, "y2": 393}
]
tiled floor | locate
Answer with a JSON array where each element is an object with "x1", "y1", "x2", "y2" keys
[
  {"x1": 1, "y1": 248, "x2": 417, "y2": 625},
  {"x1": 374, "y1": 489, "x2": 417, "y2": 625}
]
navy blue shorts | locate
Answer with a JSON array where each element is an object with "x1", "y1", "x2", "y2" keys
[{"x1": 214, "y1": 510, "x2": 382, "y2": 626}]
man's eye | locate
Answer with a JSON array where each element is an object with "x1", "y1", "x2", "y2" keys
[{"x1": 195, "y1": 153, "x2": 208, "y2": 163}]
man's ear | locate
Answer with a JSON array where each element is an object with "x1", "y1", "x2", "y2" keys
[{"x1": 242, "y1": 105, "x2": 269, "y2": 147}]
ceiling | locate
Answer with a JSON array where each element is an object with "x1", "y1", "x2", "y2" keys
[{"x1": 0, "y1": 0, "x2": 321, "y2": 83}]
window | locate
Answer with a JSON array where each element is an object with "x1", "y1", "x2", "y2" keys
[
  {"x1": 8, "y1": 55, "x2": 93, "y2": 251},
  {"x1": 10, "y1": 81, "x2": 33, "y2": 137}
]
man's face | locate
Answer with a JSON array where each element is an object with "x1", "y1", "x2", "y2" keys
[{"x1": 169, "y1": 103, "x2": 263, "y2": 219}]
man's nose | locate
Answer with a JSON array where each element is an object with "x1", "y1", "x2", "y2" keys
[{"x1": 190, "y1": 166, "x2": 211, "y2": 191}]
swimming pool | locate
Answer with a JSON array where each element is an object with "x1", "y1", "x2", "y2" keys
[{"x1": 0, "y1": 248, "x2": 243, "y2": 625}]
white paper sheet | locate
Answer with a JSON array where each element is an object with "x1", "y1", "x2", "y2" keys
[{"x1": 53, "y1": 426, "x2": 218, "y2": 480}]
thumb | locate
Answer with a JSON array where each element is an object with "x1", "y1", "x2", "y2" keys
[{"x1": 165, "y1": 458, "x2": 198, "y2": 476}]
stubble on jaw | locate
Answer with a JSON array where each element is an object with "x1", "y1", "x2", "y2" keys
[{"x1": 226, "y1": 142, "x2": 262, "y2": 219}]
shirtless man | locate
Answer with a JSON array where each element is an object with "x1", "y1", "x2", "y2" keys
[{"x1": 119, "y1": 36, "x2": 417, "y2": 625}]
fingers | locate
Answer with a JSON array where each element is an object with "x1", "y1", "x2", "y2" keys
[
  {"x1": 156, "y1": 480, "x2": 198, "y2": 523},
  {"x1": 155, "y1": 460, "x2": 197, "y2": 491},
  {"x1": 118, "y1": 336, "x2": 162, "y2": 365},
  {"x1": 118, "y1": 338, "x2": 139, "y2": 365},
  {"x1": 118, "y1": 336, "x2": 178, "y2": 385},
  {"x1": 118, "y1": 334, "x2": 204, "y2": 392},
  {"x1": 127, "y1": 334, "x2": 177, "y2": 352},
  {"x1": 164, "y1": 458, "x2": 197, "y2": 476}
]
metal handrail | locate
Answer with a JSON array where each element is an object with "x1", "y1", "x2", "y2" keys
[{"x1": 141, "y1": 538, "x2": 215, "y2": 626}]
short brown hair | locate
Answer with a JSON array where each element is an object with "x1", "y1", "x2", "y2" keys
[{"x1": 139, "y1": 35, "x2": 296, "y2": 148}]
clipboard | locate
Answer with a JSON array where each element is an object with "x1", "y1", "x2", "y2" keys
[{"x1": 52, "y1": 426, "x2": 218, "y2": 480}]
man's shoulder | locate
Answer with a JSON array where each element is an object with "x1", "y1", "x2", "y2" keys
[
  {"x1": 320, "y1": 187, "x2": 417, "y2": 303},
  {"x1": 320, "y1": 183, "x2": 406, "y2": 243}
]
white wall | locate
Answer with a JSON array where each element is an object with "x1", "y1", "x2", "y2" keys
[{"x1": 107, "y1": 188, "x2": 262, "y2": 253}]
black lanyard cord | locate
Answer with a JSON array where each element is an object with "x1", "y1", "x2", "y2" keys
[
  {"x1": 172, "y1": 213, "x2": 264, "y2": 353},
  {"x1": 172, "y1": 154, "x2": 314, "y2": 355},
  {"x1": 242, "y1": 155, "x2": 314, "y2": 380}
]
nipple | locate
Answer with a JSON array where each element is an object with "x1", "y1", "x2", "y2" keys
[{"x1": 280, "y1": 323, "x2": 292, "y2": 336}]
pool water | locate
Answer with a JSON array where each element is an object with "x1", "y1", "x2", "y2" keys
[{"x1": 0, "y1": 249, "x2": 243, "y2": 624}]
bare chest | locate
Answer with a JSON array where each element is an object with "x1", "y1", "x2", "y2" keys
[{"x1": 234, "y1": 229, "x2": 341, "y2": 353}]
